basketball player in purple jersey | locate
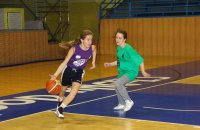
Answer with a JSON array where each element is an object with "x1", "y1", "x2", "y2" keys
[{"x1": 50, "y1": 30, "x2": 96, "y2": 118}]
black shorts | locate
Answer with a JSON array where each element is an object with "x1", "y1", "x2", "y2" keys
[{"x1": 61, "y1": 66, "x2": 85, "y2": 86}]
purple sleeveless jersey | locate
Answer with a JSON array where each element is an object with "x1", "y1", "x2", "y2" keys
[{"x1": 68, "y1": 44, "x2": 92, "y2": 69}]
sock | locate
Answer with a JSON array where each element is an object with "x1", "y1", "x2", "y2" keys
[
  {"x1": 58, "y1": 97, "x2": 64, "y2": 102},
  {"x1": 57, "y1": 97, "x2": 64, "y2": 107},
  {"x1": 60, "y1": 103, "x2": 67, "y2": 109}
]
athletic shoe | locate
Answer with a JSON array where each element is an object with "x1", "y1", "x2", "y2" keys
[
  {"x1": 124, "y1": 100, "x2": 134, "y2": 112},
  {"x1": 113, "y1": 104, "x2": 125, "y2": 110},
  {"x1": 55, "y1": 107, "x2": 64, "y2": 118}
]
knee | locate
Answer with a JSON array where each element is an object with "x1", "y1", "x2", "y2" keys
[{"x1": 115, "y1": 82, "x2": 121, "y2": 89}]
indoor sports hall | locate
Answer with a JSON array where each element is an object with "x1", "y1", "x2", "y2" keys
[{"x1": 0, "y1": 0, "x2": 200, "y2": 130}]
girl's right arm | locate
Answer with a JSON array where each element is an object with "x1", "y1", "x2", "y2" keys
[
  {"x1": 50, "y1": 47, "x2": 75, "y2": 80},
  {"x1": 104, "y1": 61, "x2": 117, "y2": 67}
]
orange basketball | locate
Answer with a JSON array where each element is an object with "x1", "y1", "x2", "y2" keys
[{"x1": 46, "y1": 80, "x2": 61, "y2": 95}]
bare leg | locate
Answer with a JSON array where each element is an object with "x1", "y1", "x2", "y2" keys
[
  {"x1": 56, "y1": 82, "x2": 81, "y2": 118},
  {"x1": 62, "y1": 82, "x2": 81, "y2": 107},
  {"x1": 57, "y1": 86, "x2": 68, "y2": 107}
]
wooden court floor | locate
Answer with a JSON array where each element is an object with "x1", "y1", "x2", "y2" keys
[{"x1": 0, "y1": 54, "x2": 200, "y2": 130}]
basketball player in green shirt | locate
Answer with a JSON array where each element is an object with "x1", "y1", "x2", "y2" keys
[{"x1": 104, "y1": 28, "x2": 150, "y2": 112}]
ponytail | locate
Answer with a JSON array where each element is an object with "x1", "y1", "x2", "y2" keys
[
  {"x1": 59, "y1": 29, "x2": 94, "y2": 50},
  {"x1": 59, "y1": 38, "x2": 80, "y2": 50}
]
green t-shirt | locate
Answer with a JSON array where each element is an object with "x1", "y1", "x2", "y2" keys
[{"x1": 117, "y1": 43, "x2": 144, "y2": 81}]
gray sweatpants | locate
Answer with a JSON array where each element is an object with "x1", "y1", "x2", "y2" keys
[{"x1": 115, "y1": 75, "x2": 132, "y2": 105}]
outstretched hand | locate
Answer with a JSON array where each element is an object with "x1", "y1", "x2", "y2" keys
[
  {"x1": 104, "y1": 63, "x2": 111, "y2": 67},
  {"x1": 142, "y1": 71, "x2": 151, "y2": 77}
]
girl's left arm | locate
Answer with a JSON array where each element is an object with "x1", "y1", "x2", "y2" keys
[
  {"x1": 140, "y1": 62, "x2": 151, "y2": 77},
  {"x1": 90, "y1": 45, "x2": 97, "y2": 69},
  {"x1": 128, "y1": 47, "x2": 150, "y2": 77}
]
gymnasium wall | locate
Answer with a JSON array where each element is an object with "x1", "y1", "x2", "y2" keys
[
  {"x1": 0, "y1": 31, "x2": 65, "y2": 67},
  {"x1": 0, "y1": 0, "x2": 34, "y2": 21},
  {"x1": 0, "y1": 0, "x2": 100, "y2": 42},
  {"x1": 69, "y1": 1, "x2": 99, "y2": 41},
  {"x1": 99, "y1": 16, "x2": 200, "y2": 57},
  {"x1": 0, "y1": 1, "x2": 100, "y2": 67}
]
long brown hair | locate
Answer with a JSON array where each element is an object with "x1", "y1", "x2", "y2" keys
[{"x1": 59, "y1": 30, "x2": 94, "y2": 50}]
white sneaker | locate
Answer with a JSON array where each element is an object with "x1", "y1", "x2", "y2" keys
[
  {"x1": 124, "y1": 100, "x2": 134, "y2": 112},
  {"x1": 55, "y1": 107, "x2": 64, "y2": 118},
  {"x1": 113, "y1": 104, "x2": 125, "y2": 110}
]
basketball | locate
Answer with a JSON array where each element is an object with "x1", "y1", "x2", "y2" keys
[{"x1": 46, "y1": 80, "x2": 61, "y2": 95}]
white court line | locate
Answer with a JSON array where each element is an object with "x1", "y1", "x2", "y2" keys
[
  {"x1": 1, "y1": 110, "x2": 200, "y2": 128},
  {"x1": 66, "y1": 81, "x2": 172, "y2": 107},
  {"x1": 1, "y1": 81, "x2": 171, "y2": 123},
  {"x1": 2, "y1": 76, "x2": 200, "y2": 127},
  {"x1": 143, "y1": 107, "x2": 200, "y2": 112},
  {"x1": 173, "y1": 75, "x2": 200, "y2": 83},
  {"x1": 66, "y1": 112, "x2": 200, "y2": 128}
]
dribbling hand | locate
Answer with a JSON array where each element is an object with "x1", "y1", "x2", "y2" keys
[{"x1": 49, "y1": 74, "x2": 56, "y2": 80}]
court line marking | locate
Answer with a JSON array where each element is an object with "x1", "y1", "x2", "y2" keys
[
  {"x1": 1, "y1": 75, "x2": 200, "y2": 126},
  {"x1": 176, "y1": 75, "x2": 200, "y2": 80},
  {"x1": 64, "y1": 81, "x2": 172, "y2": 108},
  {"x1": 143, "y1": 107, "x2": 200, "y2": 112},
  {"x1": 173, "y1": 75, "x2": 200, "y2": 83},
  {"x1": 65, "y1": 112, "x2": 200, "y2": 127},
  {"x1": 0, "y1": 81, "x2": 175, "y2": 123},
  {"x1": 1, "y1": 110, "x2": 199, "y2": 128}
]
